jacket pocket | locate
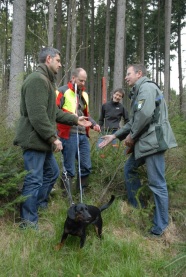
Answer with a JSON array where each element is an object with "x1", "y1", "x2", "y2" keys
[
  {"x1": 155, "y1": 125, "x2": 168, "y2": 151},
  {"x1": 138, "y1": 126, "x2": 159, "y2": 153}
]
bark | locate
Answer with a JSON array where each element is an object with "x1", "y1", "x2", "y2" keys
[
  {"x1": 64, "y1": 0, "x2": 72, "y2": 84},
  {"x1": 140, "y1": 0, "x2": 145, "y2": 64},
  {"x1": 177, "y1": 18, "x2": 184, "y2": 116},
  {"x1": 96, "y1": 47, "x2": 103, "y2": 115},
  {"x1": 156, "y1": 0, "x2": 160, "y2": 85},
  {"x1": 48, "y1": 0, "x2": 55, "y2": 46},
  {"x1": 56, "y1": 0, "x2": 63, "y2": 85},
  {"x1": 70, "y1": 0, "x2": 77, "y2": 73},
  {"x1": 79, "y1": 0, "x2": 86, "y2": 67},
  {"x1": 164, "y1": 0, "x2": 172, "y2": 103},
  {"x1": 7, "y1": 0, "x2": 26, "y2": 127},
  {"x1": 0, "y1": 0, "x2": 9, "y2": 116},
  {"x1": 113, "y1": 0, "x2": 126, "y2": 89},
  {"x1": 89, "y1": 0, "x2": 95, "y2": 115},
  {"x1": 103, "y1": 0, "x2": 111, "y2": 98}
]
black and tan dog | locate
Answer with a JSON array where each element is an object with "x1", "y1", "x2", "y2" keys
[{"x1": 55, "y1": 195, "x2": 115, "y2": 249}]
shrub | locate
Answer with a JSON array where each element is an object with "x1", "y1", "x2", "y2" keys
[{"x1": 0, "y1": 147, "x2": 26, "y2": 216}]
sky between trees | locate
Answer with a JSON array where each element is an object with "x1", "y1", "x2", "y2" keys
[{"x1": 170, "y1": 25, "x2": 186, "y2": 93}]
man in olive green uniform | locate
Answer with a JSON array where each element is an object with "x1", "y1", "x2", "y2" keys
[{"x1": 14, "y1": 47, "x2": 91, "y2": 229}]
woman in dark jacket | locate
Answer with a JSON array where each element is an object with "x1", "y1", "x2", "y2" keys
[{"x1": 98, "y1": 88, "x2": 129, "y2": 147}]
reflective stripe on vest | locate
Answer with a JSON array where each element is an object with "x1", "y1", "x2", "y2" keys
[{"x1": 62, "y1": 88, "x2": 89, "y2": 113}]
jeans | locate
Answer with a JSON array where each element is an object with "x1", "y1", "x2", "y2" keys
[
  {"x1": 60, "y1": 133, "x2": 91, "y2": 178},
  {"x1": 124, "y1": 152, "x2": 169, "y2": 234},
  {"x1": 20, "y1": 150, "x2": 59, "y2": 223}
]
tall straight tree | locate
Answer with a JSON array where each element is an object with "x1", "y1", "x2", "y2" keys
[
  {"x1": 0, "y1": 0, "x2": 9, "y2": 115},
  {"x1": 64, "y1": 0, "x2": 72, "y2": 84},
  {"x1": 70, "y1": 0, "x2": 77, "y2": 73},
  {"x1": 56, "y1": 0, "x2": 62, "y2": 85},
  {"x1": 113, "y1": 0, "x2": 126, "y2": 89},
  {"x1": 48, "y1": 0, "x2": 55, "y2": 46},
  {"x1": 79, "y1": 0, "x2": 86, "y2": 67},
  {"x1": 104, "y1": 0, "x2": 111, "y2": 97},
  {"x1": 89, "y1": 0, "x2": 95, "y2": 114},
  {"x1": 164, "y1": 0, "x2": 172, "y2": 103},
  {"x1": 178, "y1": 17, "x2": 184, "y2": 115},
  {"x1": 139, "y1": 0, "x2": 145, "y2": 64},
  {"x1": 156, "y1": 0, "x2": 161, "y2": 85},
  {"x1": 7, "y1": 0, "x2": 26, "y2": 127}
]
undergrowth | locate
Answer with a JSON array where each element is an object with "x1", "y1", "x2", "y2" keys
[{"x1": 0, "y1": 115, "x2": 186, "y2": 276}]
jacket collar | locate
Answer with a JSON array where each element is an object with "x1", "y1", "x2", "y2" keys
[
  {"x1": 128, "y1": 76, "x2": 150, "y2": 100},
  {"x1": 37, "y1": 63, "x2": 56, "y2": 84},
  {"x1": 134, "y1": 76, "x2": 150, "y2": 92},
  {"x1": 111, "y1": 99, "x2": 119, "y2": 105}
]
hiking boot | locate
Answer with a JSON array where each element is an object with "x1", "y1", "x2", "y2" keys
[
  {"x1": 19, "y1": 221, "x2": 38, "y2": 230},
  {"x1": 145, "y1": 230, "x2": 163, "y2": 239}
]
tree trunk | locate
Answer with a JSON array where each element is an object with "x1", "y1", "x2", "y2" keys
[
  {"x1": 113, "y1": 0, "x2": 126, "y2": 89},
  {"x1": 56, "y1": 0, "x2": 63, "y2": 86},
  {"x1": 177, "y1": 18, "x2": 184, "y2": 116},
  {"x1": 48, "y1": 0, "x2": 55, "y2": 47},
  {"x1": 164, "y1": 0, "x2": 172, "y2": 103},
  {"x1": 0, "y1": 0, "x2": 9, "y2": 116},
  {"x1": 156, "y1": 0, "x2": 160, "y2": 85},
  {"x1": 70, "y1": 0, "x2": 77, "y2": 73},
  {"x1": 79, "y1": 0, "x2": 86, "y2": 68},
  {"x1": 7, "y1": 0, "x2": 26, "y2": 127},
  {"x1": 64, "y1": 0, "x2": 72, "y2": 84},
  {"x1": 96, "y1": 47, "x2": 103, "y2": 115},
  {"x1": 89, "y1": 0, "x2": 95, "y2": 115},
  {"x1": 103, "y1": 0, "x2": 111, "y2": 98},
  {"x1": 140, "y1": 0, "x2": 145, "y2": 64}
]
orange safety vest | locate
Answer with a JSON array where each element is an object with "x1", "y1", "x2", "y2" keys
[{"x1": 56, "y1": 83, "x2": 90, "y2": 139}]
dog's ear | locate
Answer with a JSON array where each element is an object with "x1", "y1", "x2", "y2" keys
[{"x1": 67, "y1": 205, "x2": 76, "y2": 220}]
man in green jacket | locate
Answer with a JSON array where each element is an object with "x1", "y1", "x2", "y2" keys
[
  {"x1": 14, "y1": 47, "x2": 91, "y2": 230},
  {"x1": 99, "y1": 64, "x2": 177, "y2": 236}
]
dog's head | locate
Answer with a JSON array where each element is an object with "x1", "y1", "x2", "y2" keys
[{"x1": 67, "y1": 203, "x2": 92, "y2": 222}]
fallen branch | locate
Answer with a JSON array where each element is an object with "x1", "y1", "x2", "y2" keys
[{"x1": 99, "y1": 162, "x2": 123, "y2": 203}]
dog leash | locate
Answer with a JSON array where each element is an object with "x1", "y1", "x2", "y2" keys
[
  {"x1": 75, "y1": 83, "x2": 83, "y2": 203},
  {"x1": 61, "y1": 154, "x2": 74, "y2": 206}
]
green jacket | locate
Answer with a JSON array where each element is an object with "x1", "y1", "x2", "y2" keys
[
  {"x1": 13, "y1": 64, "x2": 78, "y2": 152},
  {"x1": 115, "y1": 77, "x2": 177, "y2": 159}
]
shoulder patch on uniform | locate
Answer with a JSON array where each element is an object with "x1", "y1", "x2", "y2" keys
[{"x1": 137, "y1": 99, "x2": 145, "y2": 110}]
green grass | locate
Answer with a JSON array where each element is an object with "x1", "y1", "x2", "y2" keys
[
  {"x1": 0, "y1": 186, "x2": 185, "y2": 277},
  {"x1": 1, "y1": 116, "x2": 186, "y2": 277}
]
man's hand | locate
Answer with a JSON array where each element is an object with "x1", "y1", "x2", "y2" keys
[
  {"x1": 53, "y1": 139, "x2": 63, "y2": 152},
  {"x1": 124, "y1": 134, "x2": 134, "y2": 147},
  {"x1": 93, "y1": 124, "x2": 101, "y2": 132},
  {"x1": 98, "y1": 134, "x2": 116, "y2": 148},
  {"x1": 78, "y1": 116, "x2": 92, "y2": 127}
]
